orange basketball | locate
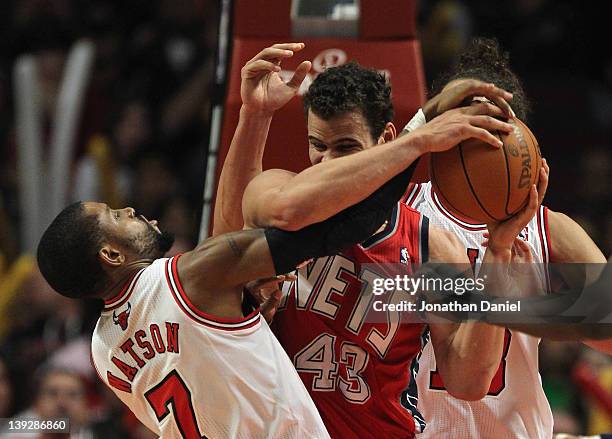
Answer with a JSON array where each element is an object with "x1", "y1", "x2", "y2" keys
[{"x1": 430, "y1": 118, "x2": 541, "y2": 223}]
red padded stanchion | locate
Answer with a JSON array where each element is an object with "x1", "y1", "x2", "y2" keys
[{"x1": 207, "y1": 1, "x2": 429, "y2": 235}]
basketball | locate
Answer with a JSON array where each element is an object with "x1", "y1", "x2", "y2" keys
[{"x1": 430, "y1": 117, "x2": 542, "y2": 223}]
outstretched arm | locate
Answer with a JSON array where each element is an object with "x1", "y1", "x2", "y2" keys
[
  {"x1": 212, "y1": 43, "x2": 311, "y2": 236},
  {"x1": 243, "y1": 102, "x2": 514, "y2": 230},
  {"x1": 401, "y1": 79, "x2": 515, "y2": 136},
  {"x1": 180, "y1": 160, "x2": 413, "y2": 318}
]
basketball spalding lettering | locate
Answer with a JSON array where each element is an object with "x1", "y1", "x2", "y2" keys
[{"x1": 430, "y1": 117, "x2": 541, "y2": 223}]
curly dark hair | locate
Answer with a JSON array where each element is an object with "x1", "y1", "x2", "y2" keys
[
  {"x1": 303, "y1": 62, "x2": 394, "y2": 140},
  {"x1": 37, "y1": 202, "x2": 107, "y2": 299},
  {"x1": 431, "y1": 37, "x2": 531, "y2": 121}
]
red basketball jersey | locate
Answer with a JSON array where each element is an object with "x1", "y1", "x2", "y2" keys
[{"x1": 272, "y1": 203, "x2": 429, "y2": 439}]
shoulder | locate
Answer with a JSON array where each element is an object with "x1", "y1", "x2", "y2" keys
[
  {"x1": 546, "y1": 209, "x2": 606, "y2": 263},
  {"x1": 547, "y1": 209, "x2": 577, "y2": 230},
  {"x1": 242, "y1": 169, "x2": 299, "y2": 229},
  {"x1": 244, "y1": 169, "x2": 296, "y2": 194},
  {"x1": 242, "y1": 168, "x2": 297, "y2": 206}
]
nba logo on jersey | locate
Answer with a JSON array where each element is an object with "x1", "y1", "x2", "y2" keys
[
  {"x1": 112, "y1": 302, "x2": 131, "y2": 331},
  {"x1": 400, "y1": 247, "x2": 410, "y2": 264},
  {"x1": 519, "y1": 227, "x2": 529, "y2": 241}
]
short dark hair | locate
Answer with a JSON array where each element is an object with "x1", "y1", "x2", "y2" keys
[
  {"x1": 303, "y1": 61, "x2": 394, "y2": 140},
  {"x1": 37, "y1": 202, "x2": 107, "y2": 299},
  {"x1": 432, "y1": 37, "x2": 531, "y2": 121}
]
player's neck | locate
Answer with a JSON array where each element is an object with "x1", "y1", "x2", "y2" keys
[{"x1": 100, "y1": 260, "x2": 152, "y2": 301}]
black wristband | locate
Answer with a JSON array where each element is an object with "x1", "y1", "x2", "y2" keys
[{"x1": 264, "y1": 158, "x2": 419, "y2": 274}]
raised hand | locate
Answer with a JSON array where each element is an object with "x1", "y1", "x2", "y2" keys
[
  {"x1": 410, "y1": 102, "x2": 515, "y2": 153},
  {"x1": 241, "y1": 43, "x2": 312, "y2": 115},
  {"x1": 423, "y1": 79, "x2": 515, "y2": 121},
  {"x1": 486, "y1": 159, "x2": 549, "y2": 253}
]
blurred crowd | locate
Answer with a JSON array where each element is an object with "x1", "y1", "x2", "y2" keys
[
  {"x1": 0, "y1": 0, "x2": 610, "y2": 437},
  {"x1": 0, "y1": 0, "x2": 217, "y2": 437}
]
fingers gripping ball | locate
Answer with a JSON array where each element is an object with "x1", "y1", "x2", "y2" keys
[{"x1": 430, "y1": 118, "x2": 541, "y2": 223}]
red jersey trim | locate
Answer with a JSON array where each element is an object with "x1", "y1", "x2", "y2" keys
[
  {"x1": 359, "y1": 204, "x2": 401, "y2": 250},
  {"x1": 404, "y1": 183, "x2": 422, "y2": 206},
  {"x1": 103, "y1": 269, "x2": 145, "y2": 311},
  {"x1": 165, "y1": 255, "x2": 261, "y2": 331},
  {"x1": 543, "y1": 207, "x2": 553, "y2": 263},
  {"x1": 430, "y1": 186, "x2": 487, "y2": 231},
  {"x1": 536, "y1": 206, "x2": 552, "y2": 292}
]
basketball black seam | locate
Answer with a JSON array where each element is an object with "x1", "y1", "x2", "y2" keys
[
  {"x1": 430, "y1": 153, "x2": 477, "y2": 220},
  {"x1": 522, "y1": 123, "x2": 541, "y2": 209},
  {"x1": 526, "y1": 125, "x2": 542, "y2": 187},
  {"x1": 499, "y1": 131, "x2": 512, "y2": 217},
  {"x1": 458, "y1": 143, "x2": 499, "y2": 222}
]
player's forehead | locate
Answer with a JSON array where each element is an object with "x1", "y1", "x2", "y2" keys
[
  {"x1": 82, "y1": 201, "x2": 107, "y2": 216},
  {"x1": 82, "y1": 202, "x2": 118, "y2": 223},
  {"x1": 307, "y1": 109, "x2": 370, "y2": 143}
]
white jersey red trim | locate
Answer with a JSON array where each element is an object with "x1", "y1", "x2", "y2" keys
[
  {"x1": 91, "y1": 256, "x2": 330, "y2": 439},
  {"x1": 165, "y1": 254, "x2": 261, "y2": 331},
  {"x1": 103, "y1": 269, "x2": 145, "y2": 311},
  {"x1": 406, "y1": 181, "x2": 554, "y2": 439}
]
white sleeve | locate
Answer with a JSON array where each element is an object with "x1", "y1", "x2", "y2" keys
[{"x1": 402, "y1": 108, "x2": 427, "y2": 133}]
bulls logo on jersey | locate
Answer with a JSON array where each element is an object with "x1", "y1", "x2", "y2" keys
[
  {"x1": 400, "y1": 247, "x2": 411, "y2": 264},
  {"x1": 113, "y1": 302, "x2": 131, "y2": 331}
]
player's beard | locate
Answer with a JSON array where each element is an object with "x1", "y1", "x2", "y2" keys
[{"x1": 130, "y1": 223, "x2": 175, "y2": 260}]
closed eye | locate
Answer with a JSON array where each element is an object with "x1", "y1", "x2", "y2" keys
[
  {"x1": 337, "y1": 144, "x2": 360, "y2": 151},
  {"x1": 311, "y1": 143, "x2": 326, "y2": 151}
]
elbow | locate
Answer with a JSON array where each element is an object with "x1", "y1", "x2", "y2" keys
[
  {"x1": 445, "y1": 380, "x2": 490, "y2": 401},
  {"x1": 263, "y1": 200, "x2": 309, "y2": 231},
  {"x1": 441, "y1": 362, "x2": 498, "y2": 401}
]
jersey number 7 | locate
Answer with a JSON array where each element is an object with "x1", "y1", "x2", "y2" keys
[{"x1": 145, "y1": 370, "x2": 207, "y2": 438}]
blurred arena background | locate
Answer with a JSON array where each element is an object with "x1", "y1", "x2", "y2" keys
[{"x1": 0, "y1": 0, "x2": 610, "y2": 437}]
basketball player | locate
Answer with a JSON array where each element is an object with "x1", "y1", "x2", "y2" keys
[
  {"x1": 35, "y1": 164, "x2": 432, "y2": 439},
  {"x1": 401, "y1": 37, "x2": 610, "y2": 438},
  {"x1": 212, "y1": 43, "x2": 547, "y2": 438}
]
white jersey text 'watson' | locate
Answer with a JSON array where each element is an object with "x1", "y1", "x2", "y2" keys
[{"x1": 91, "y1": 255, "x2": 329, "y2": 439}]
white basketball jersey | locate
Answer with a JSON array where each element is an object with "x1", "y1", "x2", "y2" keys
[
  {"x1": 91, "y1": 255, "x2": 330, "y2": 439},
  {"x1": 405, "y1": 181, "x2": 554, "y2": 439}
]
